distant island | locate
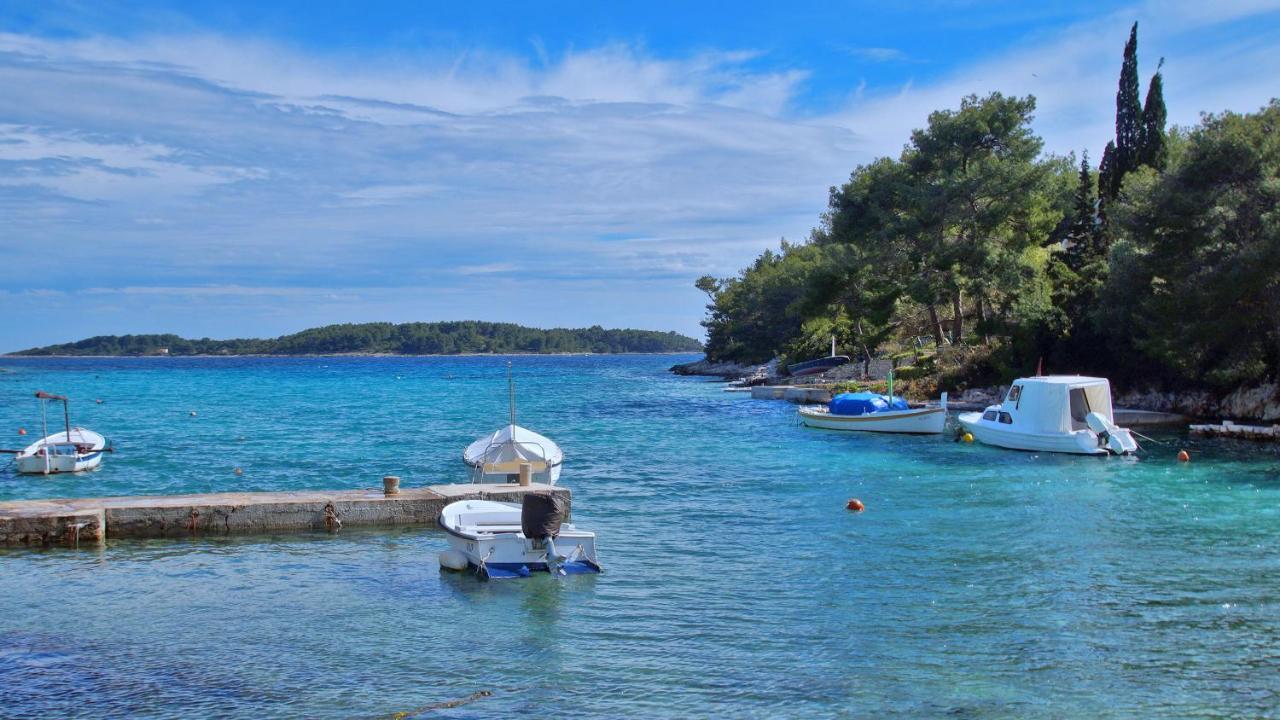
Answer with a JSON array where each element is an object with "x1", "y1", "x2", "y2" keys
[{"x1": 9, "y1": 321, "x2": 703, "y2": 356}]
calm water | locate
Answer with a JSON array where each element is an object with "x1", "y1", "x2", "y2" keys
[{"x1": 1, "y1": 356, "x2": 1278, "y2": 718}]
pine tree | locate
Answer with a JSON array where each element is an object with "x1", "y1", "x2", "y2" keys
[
  {"x1": 1115, "y1": 22, "x2": 1142, "y2": 176},
  {"x1": 1138, "y1": 59, "x2": 1168, "y2": 170},
  {"x1": 1098, "y1": 140, "x2": 1117, "y2": 202},
  {"x1": 1063, "y1": 151, "x2": 1096, "y2": 273}
]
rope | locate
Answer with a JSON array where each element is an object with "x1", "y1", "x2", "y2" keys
[{"x1": 323, "y1": 502, "x2": 342, "y2": 532}]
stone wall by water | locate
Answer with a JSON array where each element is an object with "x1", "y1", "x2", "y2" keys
[{"x1": 1115, "y1": 382, "x2": 1280, "y2": 421}]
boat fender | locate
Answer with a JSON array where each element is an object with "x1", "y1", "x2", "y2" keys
[
  {"x1": 846, "y1": 498, "x2": 865, "y2": 512},
  {"x1": 1177, "y1": 449, "x2": 1190, "y2": 462},
  {"x1": 962, "y1": 432, "x2": 974, "y2": 443},
  {"x1": 439, "y1": 549, "x2": 469, "y2": 571}
]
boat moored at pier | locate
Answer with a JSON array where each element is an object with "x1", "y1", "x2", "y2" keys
[
  {"x1": 438, "y1": 495, "x2": 601, "y2": 579},
  {"x1": 957, "y1": 375, "x2": 1138, "y2": 455}
]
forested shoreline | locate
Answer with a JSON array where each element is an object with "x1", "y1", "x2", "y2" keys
[
  {"x1": 694, "y1": 23, "x2": 1279, "y2": 398},
  {"x1": 10, "y1": 321, "x2": 702, "y2": 356}
]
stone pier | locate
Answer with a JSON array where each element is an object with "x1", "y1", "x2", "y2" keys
[{"x1": 0, "y1": 483, "x2": 568, "y2": 548}]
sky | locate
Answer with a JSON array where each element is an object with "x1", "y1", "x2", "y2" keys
[{"x1": 1, "y1": 1, "x2": 1278, "y2": 351}]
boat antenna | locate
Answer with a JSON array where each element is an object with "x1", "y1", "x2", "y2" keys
[
  {"x1": 63, "y1": 396, "x2": 71, "y2": 441},
  {"x1": 507, "y1": 361, "x2": 516, "y2": 426},
  {"x1": 831, "y1": 335, "x2": 836, "y2": 358},
  {"x1": 1036, "y1": 357, "x2": 1044, "y2": 377}
]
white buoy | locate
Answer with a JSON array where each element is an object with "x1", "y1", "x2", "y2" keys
[{"x1": 439, "y1": 549, "x2": 468, "y2": 571}]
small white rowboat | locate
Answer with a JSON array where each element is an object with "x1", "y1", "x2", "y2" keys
[
  {"x1": 11, "y1": 392, "x2": 108, "y2": 474},
  {"x1": 438, "y1": 497, "x2": 601, "y2": 579}
]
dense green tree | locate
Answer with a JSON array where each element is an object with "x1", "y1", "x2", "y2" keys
[{"x1": 1102, "y1": 101, "x2": 1280, "y2": 388}]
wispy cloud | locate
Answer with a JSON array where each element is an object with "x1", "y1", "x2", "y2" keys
[{"x1": 844, "y1": 47, "x2": 914, "y2": 63}]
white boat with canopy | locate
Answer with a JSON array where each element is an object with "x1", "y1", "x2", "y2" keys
[
  {"x1": 462, "y1": 363, "x2": 563, "y2": 484},
  {"x1": 957, "y1": 375, "x2": 1139, "y2": 455},
  {"x1": 9, "y1": 391, "x2": 109, "y2": 474}
]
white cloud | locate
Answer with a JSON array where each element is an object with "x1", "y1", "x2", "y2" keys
[{"x1": 831, "y1": 0, "x2": 1280, "y2": 160}]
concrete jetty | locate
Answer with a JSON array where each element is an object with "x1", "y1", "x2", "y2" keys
[
  {"x1": 0, "y1": 483, "x2": 568, "y2": 548},
  {"x1": 1189, "y1": 420, "x2": 1280, "y2": 442}
]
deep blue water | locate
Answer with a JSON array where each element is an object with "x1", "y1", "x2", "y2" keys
[{"x1": 1, "y1": 355, "x2": 1278, "y2": 718}]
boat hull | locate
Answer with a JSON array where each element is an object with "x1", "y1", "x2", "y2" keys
[
  {"x1": 468, "y1": 463, "x2": 562, "y2": 485},
  {"x1": 439, "y1": 500, "x2": 601, "y2": 579},
  {"x1": 14, "y1": 428, "x2": 106, "y2": 474},
  {"x1": 786, "y1": 355, "x2": 850, "y2": 377},
  {"x1": 957, "y1": 412, "x2": 1109, "y2": 455},
  {"x1": 799, "y1": 406, "x2": 946, "y2": 434}
]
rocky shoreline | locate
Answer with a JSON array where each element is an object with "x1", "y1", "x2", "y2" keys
[{"x1": 671, "y1": 359, "x2": 1280, "y2": 422}]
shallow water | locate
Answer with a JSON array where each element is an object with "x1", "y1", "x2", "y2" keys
[{"x1": 1, "y1": 356, "x2": 1278, "y2": 718}]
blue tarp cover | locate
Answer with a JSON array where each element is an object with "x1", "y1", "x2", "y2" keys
[{"x1": 829, "y1": 392, "x2": 909, "y2": 416}]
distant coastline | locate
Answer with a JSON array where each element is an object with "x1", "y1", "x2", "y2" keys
[
  {"x1": 8, "y1": 321, "x2": 704, "y2": 357},
  {"x1": 3, "y1": 351, "x2": 704, "y2": 359}
]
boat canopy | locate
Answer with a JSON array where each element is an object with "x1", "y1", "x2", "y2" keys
[
  {"x1": 829, "y1": 392, "x2": 910, "y2": 416},
  {"x1": 463, "y1": 424, "x2": 564, "y2": 474},
  {"x1": 1000, "y1": 376, "x2": 1114, "y2": 434}
]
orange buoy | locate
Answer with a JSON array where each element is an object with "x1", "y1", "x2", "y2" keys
[
  {"x1": 846, "y1": 498, "x2": 865, "y2": 512},
  {"x1": 1177, "y1": 450, "x2": 1190, "y2": 462},
  {"x1": 17, "y1": 428, "x2": 27, "y2": 435}
]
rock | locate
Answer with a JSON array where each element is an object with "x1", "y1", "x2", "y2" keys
[
  {"x1": 1114, "y1": 382, "x2": 1279, "y2": 422},
  {"x1": 670, "y1": 358, "x2": 769, "y2": 380}
]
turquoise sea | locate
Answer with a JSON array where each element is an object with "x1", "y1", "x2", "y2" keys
[{"x1": 1, "y1": 355, "x2": 1278, "y2": 718}]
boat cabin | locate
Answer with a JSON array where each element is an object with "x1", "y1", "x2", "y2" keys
[{"x1": 984, "y1": 376, "x2": 1115, "y2": 433}]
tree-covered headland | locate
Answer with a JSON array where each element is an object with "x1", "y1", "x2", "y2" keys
[
  {"x1": 12, "y1": 321, "x2": 703, "y2": 356},
  {"x1": 696, "y1": 23, "x2": 1279, "y2": 395}
]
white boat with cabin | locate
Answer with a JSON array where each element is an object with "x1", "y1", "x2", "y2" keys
[
  {"x1": 957, "y1": 375, "x2": 1138, "y2": 455},
  {"x1": 438, "y1": 495, "x2": 602, "y2": 579},
  {"x1": 11, "y1": 392, "x2": 108, "y2": 474}
]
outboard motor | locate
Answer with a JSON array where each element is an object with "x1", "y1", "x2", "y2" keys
[
  {"x1": 521, "y1": 493, "x2": 567, "y2": 574},
  {"x1": 1085, "y1": 412, "x2": 1139, "y2": 455}
]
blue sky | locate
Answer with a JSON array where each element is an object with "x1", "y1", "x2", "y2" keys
[{"x1": 1, "y1": 1, "x2": 1278, "y2": 351}]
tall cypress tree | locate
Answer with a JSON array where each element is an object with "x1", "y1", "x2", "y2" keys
[
  {"x1": 1110, "y1": 22, "x2": 1142, "y2": 198},
  {"x1": 1138, "y1": 59, "x2": 1168, "y2": 170},
  {"x1": 1116, "y1": 23, "x2": 1142, "y2": 165}
]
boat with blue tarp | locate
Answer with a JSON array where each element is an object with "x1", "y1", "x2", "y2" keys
[{"x1": 799, "y1": 389, "x2": 948, "y2": 434}]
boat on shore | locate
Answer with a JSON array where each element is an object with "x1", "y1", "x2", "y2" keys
[
  {"x1": 957, "y1": 375, "x2": 1138, "y2": 455},
  {"x1": 786, "y1": 336, "x2": 850, "y2": 377},
  {"x1": 463, "y1": 364, "x2": 563, "y2": 484},
  {"x1": 438, "y1": 494, "x2": 602, "y2": 579},
  {"x1": 10, "y1": 391, "x2": 108, "y2": 474},
  {"x1": 800, "y1": 391, "x2": 948, "y2": 434}
]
